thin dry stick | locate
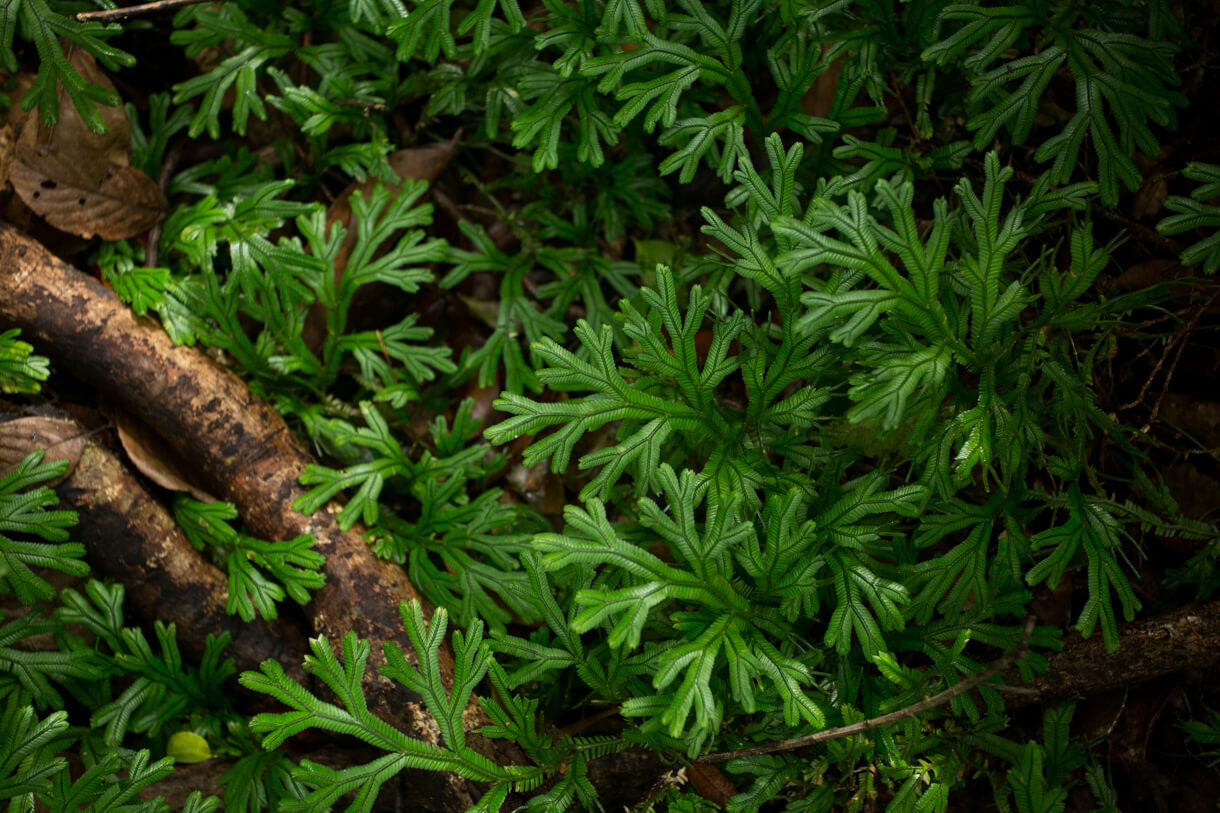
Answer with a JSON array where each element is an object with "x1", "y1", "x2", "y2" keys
[
  {"x1": 1119, "y1": 330, "x2": 1188, "y2": 411},
  {"x1": 1119, "y1": 289, "x2": 1219, "y2": 421},
  {"x1": 77, "y1": 0, "x2": 213, "y2": 23},
  {"x1": 1091, "y1": 202, "x2": 1184, "y2": 256},
  {"x1": 699, "y1": 618, "x2": 1037, "y2": 763},
  {"x1": 1142, "y1": 289, "x2": 1220, "y2": 431}
]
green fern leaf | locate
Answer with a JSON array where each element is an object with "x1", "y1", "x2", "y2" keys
[
  {"x1": 487, "y1": 267, "x2": 742, "y2": 498},
  {"x1": 658, "y1": 107, "x2": 746, "y2": 183},
  {"x1": 1026, "y1": 488, "x2": 1140, "y2": 652},
  {"x1": 0, "y1": 452, "x2": 86, "y2": 605},
  {"x1": 1158, "y1": 162, "x2": 1220, "y2": 275},
  {"x1": 584, "y1": 34, "x2": 728, "y2": 131},
  {"x1": 0, "y1": 695, "x2": 68, "y2": 802},
  {"x1": 954, "y1": 152, "x2": 1026, "y2": 348},
  {"x1": 0, "y1": 611, "x2": 100, "y2": 708},
  {"x1": 921, "y1": 5, "x2": 1039, "y2": 72},
  {"x1": 824, "y1": 550, "x2": 907, "y2": 660},
  {"x1": 171, "y1": 6, "x2": 293, "y2": 138},
  {"x1": 387, "y1": 0, "x2": 456, "y2": 62},
  {"x1": 1, "y1": 0, "x2": 134, "y2": 132},
  {"x1": 0, "y1": 331, "x2": 50, "y2": 395}
]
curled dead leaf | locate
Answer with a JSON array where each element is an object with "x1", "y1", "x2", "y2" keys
[
  {"x1": 0, "y1": 417, "x2": 86, "y2": 485},
  {"x1": 10, "y1": 152, "x2": 166, "y2": 240},
  {"x1": 1116, "y1": 258, "x2": 1178, "y2": 290},
  {"x1": 1132, "y1": 177, "x2": 1169, "y2": 220},
  {"x1": 109, "y1": 408, "x2": 217, "y2": 503},
  {"x1": 8, "y1": 49, "x2": 164, "y2": 240},
  {"x1": 687, "y1": 763, "x2": 737, "y2": 806}
]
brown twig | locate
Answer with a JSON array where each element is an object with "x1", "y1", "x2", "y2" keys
[
  {"x1": 49, "y1": 419, "x2": 309, "y2": 674},
  {"x1": 1091, "y1": 202, "x2": 1184, "y2": 256},
  {"x1": 1119, "y1": 290, "x2": 1219, "y2": 427},
  {"x1": 699, "y1": 618, "x2": 1037, "y2": 763},
  {"x1": 77, "y1": 0, "x2": 213, "y2": 23},
  {"x1": 1141, "y1": 289, "x2": 1220, "y2": 431},
  {"x1": 888, "y1": 73, "x2": 924, "y2": 147}
]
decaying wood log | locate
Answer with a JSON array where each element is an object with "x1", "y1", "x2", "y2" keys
[
  {"x1": 0, "y1": 223, "x2": 516, "y2": 812},
  {"x1": 1005, "y1": 599, "x2": 1220, "y2": 707},
  {"x1": 36, "y1": 418, "x2": 308, "y2": 674}
]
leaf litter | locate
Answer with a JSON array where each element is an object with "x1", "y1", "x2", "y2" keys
[{"x1": 6, "y1": 49, "x2": 165, "y2": 241}]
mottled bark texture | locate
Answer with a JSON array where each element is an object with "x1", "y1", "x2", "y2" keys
[
  {"x1": 46, "y1": 420, "x2": 308, "y2": 674},
  {"x1": 1006, "y1": 599, "x2": 1220, "y2": 707},
  {"x1": 0, "y1": 224, "x2": 513, "y2": 812}
]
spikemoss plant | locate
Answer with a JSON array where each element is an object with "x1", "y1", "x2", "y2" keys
[{"x1": 2, "y1": 0, "x2": 1217, "y2": 810}]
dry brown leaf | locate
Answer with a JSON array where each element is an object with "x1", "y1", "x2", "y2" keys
[
  {"x1": 687, "y1": 763, "x2": 737, "y2": 806},
  {"x1": 387, "y1": 138, "x2": 462, "y2": 182},
  {"x1": 110, "y1": 408, "x2": 217, "y2": 503},
  {"x1": 9, "y1": 49, "x2": 164, "y2": 240},
  {"x1": 0, "y1": 417, "x2": 86, "y2": 485},
  {"x1": 1132, "y1": 177, "x2": 1169, "y2": 220},
  {"x1": 10, "y1": 153, "x2": 166, "y2": 240},
  {"x1": 457, "y1": 293, "x2": 500, "y2": 329},
  {"x1": 17, "y1": 51, "x2": 131, "y2": 166},
  {"x1": 1116, "y1": 257, "x2": 1178, "y2": 290},
  {"x1": 505, "y1": 456, "x2": 565, "y2": 515}
]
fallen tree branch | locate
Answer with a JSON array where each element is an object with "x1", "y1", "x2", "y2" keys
[
  {"x1": 64, "y1": 428, "x2": 308, "y2": 673},
  {"x1": 1004, "y1": 599, "x2": 1220, "y2": 707},
  {"x1": 0, "y1": 224, "x2": 518, "y2": 812},
  {"x1": 5, "y1": 414, "x2": 307, "y2": 674}
]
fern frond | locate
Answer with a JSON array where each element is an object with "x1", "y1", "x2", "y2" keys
[
  {"x1": 658, "y1": 107, "x2": 746, "y2": 183},
  {"x1": 487, "y1": 267, "x2": 744, "y2": 499},
  {"x1": 0, "y1": 331, "x2": 51, "y2": 395},
  {"x1": 1158, "y1": 162, "x2": 1220, "y2": 275},
  {"x1": 0, "y1": 452, "x2": 86, "y2": 605},
  {"x1": 0, "y1": 695, "x2": 68, "y2": 802},
  {"x1": 2, "y1": 0, "x2": 135, "y2": 132},
  {"x1": 1026, "y1": 487, "x2": 1140, "y2": 652},
  {"x1": 171, "y1": 5, "x2": 293, "y2": 138}
]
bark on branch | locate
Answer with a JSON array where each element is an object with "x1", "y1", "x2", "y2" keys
[
  {"x1": 0, "y1": 224, "x2": 515, "y2": 812},
  {"x1": 51, "y1": 422, "x2": 308, "y2": 674},
  {"x1": 1004, "y1": 599, "x2": 1220, "y2": 707}
]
